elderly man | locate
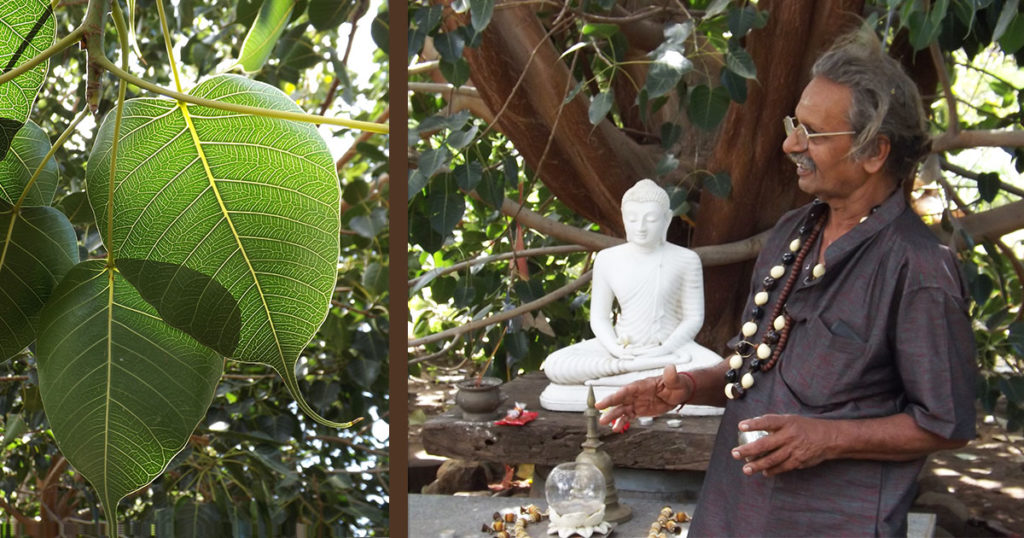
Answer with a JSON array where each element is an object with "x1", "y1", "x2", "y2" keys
[{"x1": 597, "y1": 27, "x2": 976, "y2": 536}]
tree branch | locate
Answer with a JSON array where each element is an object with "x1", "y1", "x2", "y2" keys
[
  {"x1": 575, "y1": 5, "x2": 675, "y2": 24},
  {"x1": 91, "y1": 55, "x2": 389, "y2": 133},
  {"x1": 934, "y1": 176, "x2": 1024, "y2": 313},
  {"x1": 336, "y1": 109, "x2": 390, "y2": 172},
  {"x1": 408, "y1": 271, "x2": 594, "y2": 348},
  {"x1": 939, "y1": 157, "x2": 1024, "y2": 198},
  {"x1": 931, "y1": 198, "x2": 1024, "y2": 248},
  {"x1": 0, "y1": 498, "x2": 37, "y2": 530},
  {"x1": 496, "y1": 195, "x2": 772, "y2": 265},
  {"x1": 931, "y1": 129, "x2": 1024, "y2": 152},
  {"x1": 497, "y1": 196, "x2": 619, "y2": 249},
  {"x1": 409, "y1": 245, "x2": 587, "y2": 288},
  {"x1": 408, "y1": 334, "x2": 469, "y2": 365},
  {"x1": 0, "y1": 26, "x2": 85, "y2": 85},
  {"x1": 307, "y1": 435, "x2": 388, "y2": 457},
  {"x1": 408, "y1": 81, "x2": 479, "y2": 98},
  {"x1": 928, "y1": 41, "x2": 959, "y2": 133}
]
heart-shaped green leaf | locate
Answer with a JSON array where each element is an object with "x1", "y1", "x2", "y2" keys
[
  {"x1": 307, "y1": 0, "x2": 356, "y2": 32},
  {"x1": 238, "y1": 0, "x2": 296, "y2": 73},
  {"x1": 469, "y1": 0, "x2": 495, "y2": 31},
  {"x1": 687, "y1": 84, "x2": 731, "y2": 131},
  {"x1": 0, "y1": 0, "x2": 55, "y2": 160},
  {"x1": 36, "y1": 260, "x2": 223, "y2": 527},
  {"x1": 86, "y1": 74, "x2": 349, "y2": 427},
  {"x1": 644, "y1": 46, "x2": 692, "y2": 99},
  {"x1": 116, "y1": 259, "x2": 242, "y2": 357},
  {"x1": 0, "y1": 204, "x2": 79, "y2": 361},
  {"x1": 589, "y1": 90, "x2": 614, "y2": 125},
  {"x1": 0, "y1": 120, "x2": 59, "y2": 205}
]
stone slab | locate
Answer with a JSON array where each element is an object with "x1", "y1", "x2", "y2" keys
[
  {"x1": 408, "y1": 494, "x2": 936, "y2": 538},
  {"x1": 421, "y1": 372, "x2": 721, "y2": 471}
]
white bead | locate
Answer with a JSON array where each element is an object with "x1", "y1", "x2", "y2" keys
[
  {"x1": 859, "y1": 216, "x2": 868, "y2": 223},
  {"x1": 773, "y1": 315, "x2": 786, "y2": 331},
  {"x1": 754, "y1": 291, "x2": 769, "y2": 305},
  {"x1": 757, "y1": 343, "x2": 772, "y2": 359},
  {"x1": 770, "y1": 265, "x2": 785, "y2": 279},
  {"x1": 741, "y1": 372, "x2": 754, "y2": 389},
  {"x1": 729, "y1": 354, "x2": 744, "y2": 370},
  {"x1": 742, "y1": 321, "x2": 758, "y2": 337},
  {"x1": 812, "y1": 263, "x2": 826, "y2": 278},
  {"x1": 725, "y1": 383, "x2": 736, "y2": 399},
  {"x1": 789, "y1": 238, "x2": 801, "y2": 252}
]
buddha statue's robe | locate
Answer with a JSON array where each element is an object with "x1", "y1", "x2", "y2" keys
[{"x1": 540, "y1": 243, "x2": 724, "y2": 414}]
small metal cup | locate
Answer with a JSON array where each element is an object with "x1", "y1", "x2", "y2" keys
[{"x1": 737, "y1": 429, "x2": 769, "y2": 446}]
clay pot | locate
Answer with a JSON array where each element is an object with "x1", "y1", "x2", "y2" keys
[{"x1": 454, "y1": 377, "x2": 504, "y2": 420}]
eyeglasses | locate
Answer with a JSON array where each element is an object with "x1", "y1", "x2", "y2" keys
[{"x1": 783, "y1": 116, "x2": 855, "y2": 147}]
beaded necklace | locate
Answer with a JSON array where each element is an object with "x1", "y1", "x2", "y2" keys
[{"x1": 723, "y1": 203, "x2": 827, "y2": 400}]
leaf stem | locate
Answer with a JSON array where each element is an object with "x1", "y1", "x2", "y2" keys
[
  {"x1": 91, "y1": 55, "x2": 389, "y2": 134},
  {"x1": 0, "y1": 27, "x2": 84, "y2": 86},
  {"x1": 408, "y1": 270, "x2": 595, "y2": 348},
  {"x1": 154, "y1": 0, "x2": 184, "y2": 93},
  {"x1": 103, "y1": 1, "x2": 130, "y2": 265}
]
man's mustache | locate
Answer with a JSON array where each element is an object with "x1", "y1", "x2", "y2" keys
[{"x1": 787, "y1": 152, "x2": 816, "y2": 172}]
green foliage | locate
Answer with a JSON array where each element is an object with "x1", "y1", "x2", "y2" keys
[
  {"x1": 0, "y1": 0, "x2": 54, "y2": 160},
  {"x1": 87, "y1": 74, "x2": 342, "y2": 425},
  {"x1": 37, "y1": 260, "x2": 223, "y2": 523},
  {"x1": 1, "y1": 0, "x2": 389, "y2": 535},
  {"x1": 239, "y1": 0, "x2": 296, "y2": 72}
]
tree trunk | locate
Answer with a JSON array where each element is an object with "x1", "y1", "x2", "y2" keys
[
  {"x1": 691, "y1": 0, "x2": 865, "y2": 351},
  {"x1": 459, "y1": 4, "x2": 657, "y2": 236}
]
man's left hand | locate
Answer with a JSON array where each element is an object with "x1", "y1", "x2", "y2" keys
[{"x1": 730, "y1": 414, "x2": 835, "y2": 477}]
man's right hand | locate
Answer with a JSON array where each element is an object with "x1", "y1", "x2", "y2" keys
[{"x1": 595, "y1": 365, "x2": 693, "y2": 432}]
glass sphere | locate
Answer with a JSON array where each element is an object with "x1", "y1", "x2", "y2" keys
[{"x1": 545, "y1": 462, "x2": 606, "y2": 528}]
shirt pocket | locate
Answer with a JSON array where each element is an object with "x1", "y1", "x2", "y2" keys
[{"x1": 779, "y1": 316, "x2": 868, "y2": 409}]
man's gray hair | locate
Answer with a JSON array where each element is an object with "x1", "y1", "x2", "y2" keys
[
  {"x1": 621, "y1": 178, "x2": 670, "y2": 209},
  {"x1": 812, "y1": 26, "x2": 929, "y2": 183}
]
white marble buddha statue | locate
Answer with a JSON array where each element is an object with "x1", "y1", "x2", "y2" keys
[{"x1": 539, "y1": 179, "x2": 724, "y2": 414}]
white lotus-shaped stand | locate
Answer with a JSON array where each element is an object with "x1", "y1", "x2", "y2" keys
[{"x1": 546, "y1": 502, "x2": 613, "y2": 537}]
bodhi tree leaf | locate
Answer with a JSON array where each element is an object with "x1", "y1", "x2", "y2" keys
[
  {"x1": 117, "y1": 259, "x2": 242, "y2": 357},
  {"x1": 307, "y1": 0, "x2": 356, "y2": 32},
  {"x1": 238, "y1": 0, "x2": 296, "y2": 73},
  {"x1": 86, "y1": 74, "x2": 352, "y2": 427},
  {"x1": 0, "y1": 204, "x2": 79, "y2": 361},
  {"x1": 687, "y1": 85, "x2": 731, "y2": 131},
  {"x1": 0, "y1": 120, "x2": 59, "y2": 206},
  {"x1": 58, "y1": 191, "x2": 96, "y2": 226},
  {"x1": 469, "y1": 0, "x2": 495, "y2": 31},
  {"x1": 589, "y1": 91, "x2": 614, "y2": 125},
  {"x1": 0, "y1": 0, "x2": 55, "y2": 161},
  {"x1": 35, "y1": 260, "x2": 223, "y2": 528}
]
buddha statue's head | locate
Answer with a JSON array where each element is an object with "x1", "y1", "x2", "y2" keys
[{"x1": 621, "y1": 179, "x2": 672, "y2": 249}]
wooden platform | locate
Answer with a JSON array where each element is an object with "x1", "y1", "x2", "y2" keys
[{"x1": 421, "y1": 372, "x2": 721, "y2": 471}]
